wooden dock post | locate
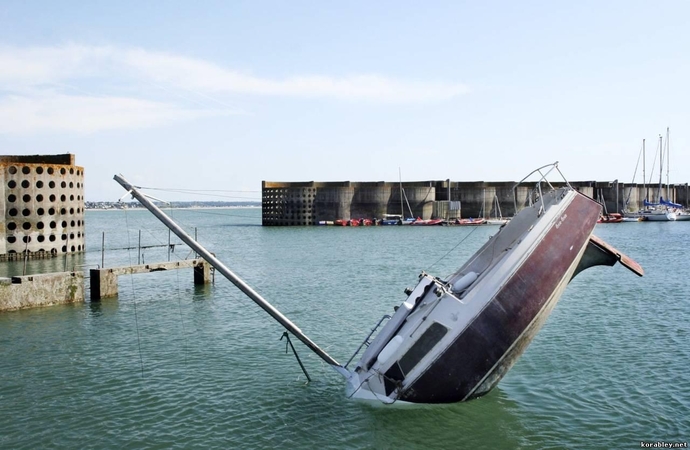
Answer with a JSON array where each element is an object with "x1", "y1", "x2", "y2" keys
[{"x1": 89, "y1": 259, "x2": 210, "y2": 300}]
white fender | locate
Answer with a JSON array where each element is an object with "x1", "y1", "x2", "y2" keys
[
  {"x1": 377, "y1": 335, "x2": 404, "y2": 365},
  {"x1": 452, "y1": 271, "x2": 478, "y2": 292}
]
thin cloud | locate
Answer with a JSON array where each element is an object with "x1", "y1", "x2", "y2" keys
[
  {"x1": 0, "y1": 93, "x2": 218, "y2": 134},
  {"x1": 0, "y1": 44, "x2": 469, "y2": 133}
]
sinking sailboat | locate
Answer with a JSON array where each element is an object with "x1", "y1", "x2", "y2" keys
[{"x1": 114, "y1": 162, "x2": 643, "y2": 405}]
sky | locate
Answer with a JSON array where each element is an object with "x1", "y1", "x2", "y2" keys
[{"x1": 1, "y1": 0, "x2": 689, "y2": 201}]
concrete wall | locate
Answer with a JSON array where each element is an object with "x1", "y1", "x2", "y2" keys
[
  {"x1": 1, "y1": 154, "x2": 85, "y2": 259},
  {"x1": 262, "y1": 179, "x2": 690, "y2": 225},
  {"x1": 0, "y1": 271, "x2": 84, "y2": 312}
]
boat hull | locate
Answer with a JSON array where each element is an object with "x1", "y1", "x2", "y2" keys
[{"x1": 398, "y1": 193, "x2": 599, "y2": 403}]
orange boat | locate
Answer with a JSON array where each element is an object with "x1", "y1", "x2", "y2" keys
[{"x1": 597, "y1": 213, "x2": 623, "y2": 223}]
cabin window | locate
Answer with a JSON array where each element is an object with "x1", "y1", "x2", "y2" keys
[{"x1": 398, "y1": 322, "x2": 449, "y2": 375}]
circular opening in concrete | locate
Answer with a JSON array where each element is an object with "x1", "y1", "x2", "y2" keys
[
  {"x1": 8, "y1": 180, "x2": 16, "y2": 189},
  {"x1": 70, "y1": 168, "x2": 74, "y2": 175},
  {"x1": 62, "y1": 245, "x2": 67, "y2": 252},
  {"x1": 36, "y1": 194, "x2": 44, "y2": 202},
  {"x1": 22, "y1": 236, "x2": 30, "y2": 243},
  {"x1": 49, "y1": 181, "x2": 55, "y2": 188},
  {"x1": 77, "y1": 183, "x2": 81, "y2": 188},
  {"x1": 77, "y1": 208, "x2": 81, "y2": 214},
  {"x1": 36, "y1": 181, "x2": 43, "y2": 188},
  {"x1": 36, "y1": 167, "x2": 44, "y2": 174},
  {"x1": 69, "y1": 182, "x2": 73, "y2": 188},
  {"x1": 48, "y1": 208, "x2": 55, "y2": 215},
  {"x1": 69, "y1": 208, "x2": 74, "y2": 215},
  {"x1": 60, "y1": 208, "x2": 66, "y2": 215},
  {"x1": 49, "y1": 235, "x2": 56, "y2": 242},
  {"x1": 50, "y1": 221, "x2": 56, "y2": 228},
  {"x1": 77, "y1": 220, "x2": 81, "y2": 226},
  {"x1": 22, "y1": 194, "x2": 31, "y2": 202},
  {"x1": 37, "y1": 235, "x2": 45, "y2": 242},
  {"x1": 37, "y1": 222, "x2": 44, "y2": 229},
  {"x1": 61, "y1": 181, "x2": 66, "y2": 188},
  {"x1": 22, "y1": 166, "x2": 30, "y2": 174},
  {"x1": 49, "y1": 195, "x2": 56, "y2": 202},
  {"x1": 60, "y1": 195, "x2": 66, "y2": 201},
  {"x1": 37, "y1": 208, "x2": 44, "y2": 215},
  {"x1": 50, "y1": 248, "x2": 57, "y2": 253},
  {"x1": 7, "y1": 236, "x2": 16, "y2": 244},
  {"x1": 21, "y1": 180, "x2": 29, "y2": 188},
  {"x1": 48, "y1": 167, "x2": 54, "y2": 175},
  {"x1": 22, "y1": 222, "x2": 31, "y2": 230},
  {"x1": 70, "y1": 220, "x2": 75, "y2": 227},
  {"x1": 71, "y1": 245, "x2": 75, "y2": 252},
  {"x1": 8, "y1": 194, "x2": 16, "y2": 202},
  {"x1": 61, "y1": 221, "x2": 67, "y2": 228},
  {"x1": 78, "y1": 245, "x2": 82, "y2": 251},
  {"x1": 8, "y1": 208, "x2": 17, "y2": 216},
  {"x1": 61, "y1": 234, "x2": 67, "y2": 241},
  {"x1": 60, "y1": 168, "x2": 66, "y2": 175},
  {"x1": 22, "y1": 209, "x2": 30, "y2": 216},
  {"x1": 70, "y1": 195, "x2": 74, "y2": 201},
  {"x1": 8, "y1": 166, "x2": 17, "y2": 174},
  {"x1": 7, "y1": 222, "x2": 16, "y2": 230},
  {"x1": 69, "y1": 233, "x2": 74, "y2": 240}
]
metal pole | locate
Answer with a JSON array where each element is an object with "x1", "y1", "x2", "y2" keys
[
  {"x1": 22, "y1": 237, "x2": 29, "y2": 276},
  {"x1": 113, "y1": 174, "x2": 345, "y2": 373},
  {"x1": 168, "y1": 229, "x2": 171, "y2": 261},
  {"x1": 138, "y1": 230, "x2": 141, "y2": 265},
  {"x1": 615, "y1": 180, "x2": 619, "y2": 213},
  {"x1": 101, "y1": 232, "x2": 105, "y2": 268},
  {"x1": 64, "y1": 232, "x2": 69, "y2": 272}
]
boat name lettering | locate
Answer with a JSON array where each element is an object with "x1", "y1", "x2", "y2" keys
[{"x1": 555, "y1": 213, "x2": 568, "y2": 229}]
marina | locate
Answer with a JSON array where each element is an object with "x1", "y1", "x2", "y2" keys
[{"x1": 0, "y1": 198, "x2": 688, "y2": 447}]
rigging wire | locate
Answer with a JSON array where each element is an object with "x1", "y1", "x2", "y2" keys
[
  {"x1": 625, "y1": 141, "x2": 645, "y2": 208},
  {"x1": 123, "y1": 205, "x2": 146, "y2": 378},
  {"x1": 426, "y1": 226, "x2": 483, "y2": 273}
]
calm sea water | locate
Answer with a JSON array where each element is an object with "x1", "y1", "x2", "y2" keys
[{"x1": 0, "y1": 208, "x2": 688, "y2": 449}]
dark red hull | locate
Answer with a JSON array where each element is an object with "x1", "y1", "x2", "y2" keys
[{"x1": 399, "y1": 193, "x2": 601, "y2": 403}]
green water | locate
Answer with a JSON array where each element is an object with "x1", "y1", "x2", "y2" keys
[{"x1": 0, "y1": 208, "x2": 688, "y2": 449}]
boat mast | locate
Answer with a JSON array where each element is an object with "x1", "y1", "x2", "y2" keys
[
  {"x1": 666, "y1": 127, "x2": 670, "y2": 201},
  {"x1": 643, "y1": 139, "x2": 647, "y2": 205},
  {"x1": 113, "y1": 174, "x2": 346, "y2": 375},
  {"x1": 658, "y1": 134, "x2": 663, "y2": 202},
  {"x1": 399, "y1": 167, "x2": 404, "y2": 218}
]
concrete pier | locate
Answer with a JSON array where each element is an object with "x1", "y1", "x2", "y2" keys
[
  {"x1": 89, "y1": 258, "x2": 211, "y2": 300},
  {"x1": 0, "y1": 271, "x2": 84, "y2": 311}
]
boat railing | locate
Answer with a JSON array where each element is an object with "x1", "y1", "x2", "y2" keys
[
  {"x1": 344, "y1": 314, "x2": 391, "y2": 369},
  {"x1": 512, "y1": 162, "x2": 572, "y2": 215}
]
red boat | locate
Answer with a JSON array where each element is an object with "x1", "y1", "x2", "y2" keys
[
  {"x1": 348, "y1": 219, "x2": 360, "y2": 227},
  {"x1": 455, "y1": 218, "x2": 487, "y2": 226},
  {"x1": 410, "y1": 218, "x2": 444, "y2": 226},
  {"x1": 334, "y1": 219, "x2": 348, "y2": 226}
]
